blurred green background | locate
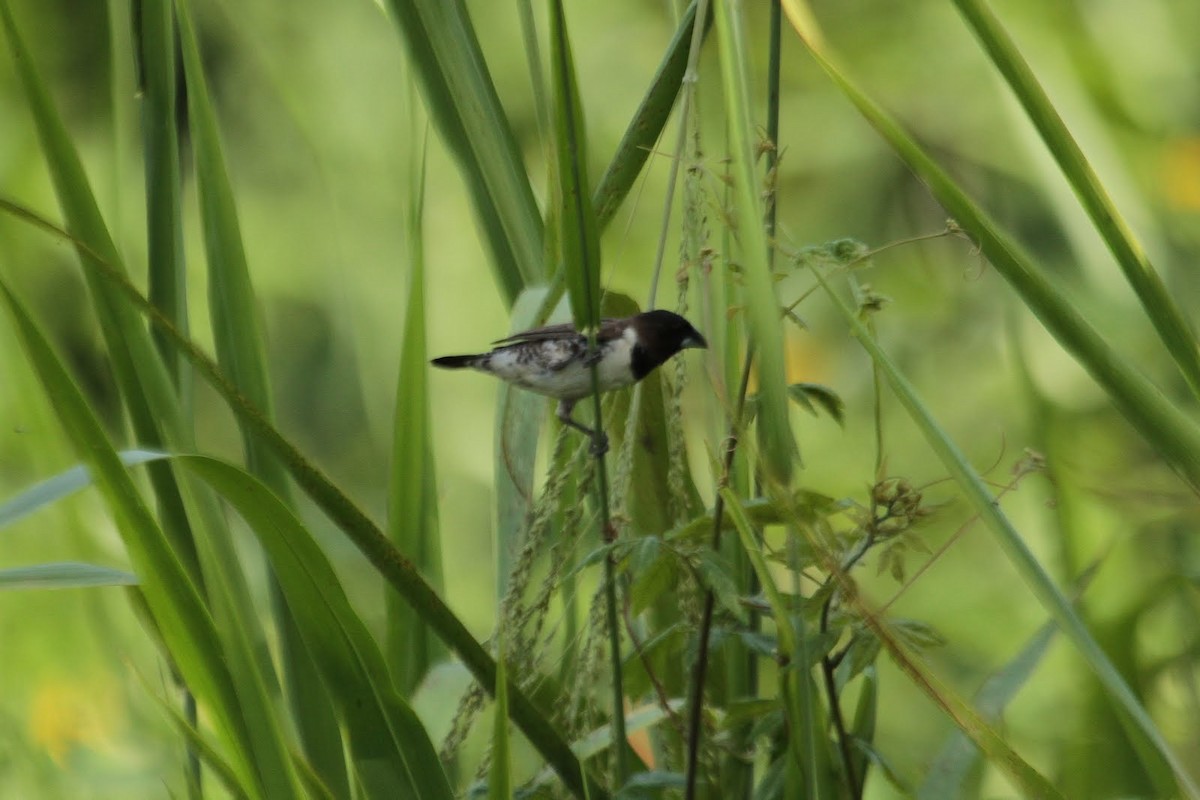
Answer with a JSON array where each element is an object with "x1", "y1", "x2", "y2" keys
[{"x1": 1, "y1": 0, "x2": 1199, "y2": 795}]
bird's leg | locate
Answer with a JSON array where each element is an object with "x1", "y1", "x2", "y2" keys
[{"x1": 556, "y1": 399, "x2": 608, "y2": 456}]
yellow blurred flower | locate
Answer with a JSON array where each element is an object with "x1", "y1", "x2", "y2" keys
[
  {"x1": 1162, "y1": 137, "x2": 1200, "y2": 211},
  {"x1": 28, "y1": 676, "x2": 122, "y2": 765}
]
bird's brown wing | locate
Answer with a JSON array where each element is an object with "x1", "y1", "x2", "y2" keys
[{"x1": 492, "y1": 317, "x2": 626, "y2": 346}]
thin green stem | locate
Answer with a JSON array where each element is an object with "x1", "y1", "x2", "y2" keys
[{"x1": 684, "y1": 341, "x2": 754, "y2": 799}]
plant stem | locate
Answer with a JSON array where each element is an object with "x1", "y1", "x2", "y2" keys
[{"x1": 684, "y1": 342, "x2": 755, "y2": 799}]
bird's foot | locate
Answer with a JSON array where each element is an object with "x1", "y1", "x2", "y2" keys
[{"x1": 589, "y1": 431, "x2": 609, "y2": 457}]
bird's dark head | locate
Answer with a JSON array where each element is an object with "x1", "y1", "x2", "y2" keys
[{"x1": 629, "y1": 310, "x2": 707, "y2": 378}]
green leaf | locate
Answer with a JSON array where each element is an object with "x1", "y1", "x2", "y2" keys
[
  {"x1": 488, "y1": 647, "x2": 513, "y2": 800},
  {"x1": 806, "y1": 264, "x2": 1162, "y2": 799},
  {"x1": 0, "y1": 280, "x2": 266, "y2": 798},
  {"x1": 177, "y1": 455, "x2": 454, "y2": 800},
  {"x1": 0, "y1": 562, "x2": 138, "y2": 590},
  {"x1": 0, "y1": 450, "x2": 166, "y2": 530},
  {"x1": 384, "y1": 0, "x2": 544, "y2": 303},
  {"x1": 388, "y1": 110, "x2": 445, "y2": 697},
  {"x1": 786, "y1": 383, "x2": 845, "y2": 426},
  {"x1": 693, "y1": 549, "x2": 748, "y2": 624},
  {"x1": 592, "y1": 0, "x2": 710, "y2": 228},
  {"x1": 918, "y1": 623, "x2": 1056, "y2": 800},
  {"x1": 173, "y1": 0, "x2": 347, "y2": 787},
  {"x1": 494, "y1": 287, "x2": 555, "y2": 605},
  {"x1": 950, "y1": 0, "x2": 1200, "y2": 401},
  {"x1": 135, "y1": 0, "x2": 188, "y2": 388},
  {"x1": 714, "y1": 0, "x2": 796, "y2": 485},
  {"x1": 0, "y1": 201, "x2": 607, "y2": 800},
  {"x1": 548, "y1": 0, "x2": 601, "y2": 331}
]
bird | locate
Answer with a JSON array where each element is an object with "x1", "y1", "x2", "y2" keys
[{"x1": 431, "y1": 309, "x2": 707, "y2": 452}]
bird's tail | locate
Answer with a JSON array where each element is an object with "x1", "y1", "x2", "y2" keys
[{"x1": 430, "y1": 354, "x2": 483, "y2": 369}]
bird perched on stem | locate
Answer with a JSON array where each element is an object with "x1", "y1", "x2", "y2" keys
[{"x1": 431, "y1": 309, "x2": 707, "y2": 453}]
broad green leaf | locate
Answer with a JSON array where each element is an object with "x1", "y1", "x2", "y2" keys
[
  {"x1": 0, "y1": 562, "x2": 137, "y2": 590},
  {"x1": 494, "y1": 286, "x2": 554, "y2": 606},
  {"x1": 592, "y1": 0, "x2": 709, "y2": 228},
  {"x1": 178, "y1": 455, "x2": 454, "y2": 800},
  {"x1": 713, "y1": 0, "x2": 796, "y2": 485}
]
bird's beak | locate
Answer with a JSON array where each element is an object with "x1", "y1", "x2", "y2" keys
[{"x1": 682, "y1": 332, "x2": 708, "y2": 350}]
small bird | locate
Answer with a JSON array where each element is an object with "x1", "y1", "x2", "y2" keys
[{"x1": 431, "y1": 310, "x2": 707, "y2": 451}]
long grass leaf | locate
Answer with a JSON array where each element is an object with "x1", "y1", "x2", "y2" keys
[
  {"x1": 0, "y1": 0, "x2": 201, "y2": 580},
  {"x1": 713, "y1": 0, "x2": 795, "y2": 485},
  {"x1": 0, "y1": 280, "x2": 265, "y2": 798},
  {"x1": 488, "y1": 646, "x2": 513, "y2": 800},
  {"x1": 782, "y1": 3, "x2": 1200, "y2": 492},
  {"x1": 0, "y1": 562, "x2": 138, "y2": 590},
  {"x1": 389, "y1": 117, "x2": 446, "y2": 695},
  {"x1": 548, "y1": 1, "x2": 601, "y2": 331},
  {"x1": 135, "y1": 0, "x2": 189, "y2": 388},
  {"x1": 172, "y1": 1, "x2": 348, "y2": 789},
  {"x1": 918, "y1": 621, "x2": 1057, "y2": 799},
  {"x1": 950, "y1": 0, "x2": 1200, "y2": 400},
  {"x1": 384, "y1": 0, "x2": 544, "y2": 303},
  {"x1": 0, "y1": 450, "x2": 165, "y2": 530},
  {"x1": 178, "y1": 455, "x2": 455, "y2": 799},
  {"x1": 810, "y1": 264, "x2": 1197, "y2": 797},
  {"x1": 592, "y1": 0, "x2": 708, "y2": 228},
  {"x1": 1, "y1": 203, "x2": 608, "y2": 800},
  {"x1": 721, "y1": 488, "x2": 822, "y2": 795}
]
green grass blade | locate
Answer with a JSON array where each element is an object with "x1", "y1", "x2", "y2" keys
[
  {"x1": 177, "y1": 455, "x2": 455, "y2": 800},
  {"x1": 713, "y1": 0, "x2": 795, "y2": 486},
  {"x1": 918, "y1": 621, "x2": 1057, "y2": 799},
  {"x1": 811, "y1": 265, "x2": 1198, "y2": 798},
  {"x1": 0, "y1": 280, "x2": 266, "y2": 798},
  {"x1": 173, "y1": 1, "x2": 348, "y2": 789},
  {"x1": 0, "y1": 0, "x2": 201, "y2": 580},
  {"x1": 0, "y1": 562, "x2": 138, "y2": 590},
  {"x1": 488, "y1": 646, "x2": 513, "y2": 800},
  {"x1": 384, "y1": 0, "x2": 544, "y2": 304},
  {"x1": 0, "y1": 449, "x2": 165, "y2": 529},
  {"x1": 782, "y1": 4, "x2": 1200, "y2": 493},
  {"x1": 493, "y1": 287, "x2": 552, "y2": 604},
  {"x1": 950, "y1": 0, "x2": 1200, "y2": 400},
  {"x1": 135, "y1": 0, "x2": 189, "y2": 388},
  {"x1": 592, "y1": 0, "x2": 708, "y2": 228},
  {"x1": 3, "y1": 204, "x2": 608, "y2": 800},
  {"x1": 721, "y1": 488, "x2": 822, "y2": 795},
  {"x1": 389, "y1": 119, "x2": 446, "y2": 696},
  {"x1": 548, "y1": 1, "x2": 601, "y2": 331}
]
